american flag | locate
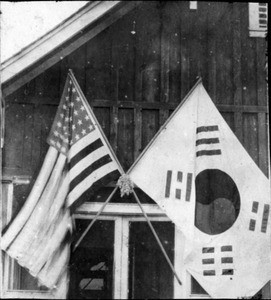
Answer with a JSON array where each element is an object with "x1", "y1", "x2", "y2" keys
[
  {"x1": 47, "y1": 73, "x2": 122, "y2": 210},
  {"x1": 1, "y1": 71, "x2": 122, "y2": 291}
]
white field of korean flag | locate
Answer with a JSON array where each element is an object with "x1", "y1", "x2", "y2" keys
[
  {"x1": 129, "y1": 79, "x2": 271, "y2": 298},
  {"x1": 183, "y1": 82, "x2": 271, "y2": 298},
  {"x1": 129, "y1": 80, "x2": 199, "y2": 240}
]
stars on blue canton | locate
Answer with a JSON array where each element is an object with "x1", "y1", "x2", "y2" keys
[{"x1": 47, "y1": 78, "x2": 95, "y2": 155}]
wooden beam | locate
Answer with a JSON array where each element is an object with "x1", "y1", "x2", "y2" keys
[
  {"x1": 234, "y1": 112, "x2": 243, "y2": 144},
  {"x1": 2, "y1": 1, "x2": 141, "y2": 98},
  {"x1": 5, "y1": 96, "x2": 268, "y2": 113},
  {"x1": 2, "y1": 290, "x2": 56, "y2": 299},
  {"x1": 75, "y1": 202, "x2": 167, "y2": 216},
  {"x1": 255, "y1": 38, "x2": 267, "y2": 103},
  {"x1": 232, "y1": 3, "x2": 243, "y2": 144},
  {"x1": 207, "y1": 3, "x2": 217, "y2": 103},
  {"x1": 134, "y1": 108, "x2": 142, "y2": 160},
  {"x1": 110, "y1": 106, "x2": 119, "y2": 154},
  {"x1": 160, "y1": 7, "x2": 170, "y2": 103},
  {"x1": 0, "y1": 87, "x2": 3, "y2": 299},
  {"x1": 258, "y1": 112, "x2": 268, "y2": 176},
  {"x1": 180, "y1": 3, "x2": 190, "y2": 99},
  {"x1": 159, "y1": 109, "x2": 169, "y2": 128}
]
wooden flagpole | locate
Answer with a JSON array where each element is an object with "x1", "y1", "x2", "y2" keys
[
  {"x1": 121, "y1": 78, "x2": 202, "y2": 285},
  {"x1": 69, "y1": 69, "x2": 180, "y2": 285},
  {"x1": 118, "y1": 79, "x2": 204, "y2": 286},
  {"x1": 132, "y1": 189, "x2": 182, "y2": 285},
  {"x1": 68, "y1": 69, "x2": 124, "y2": 252},
  {"x1": 73, "y1": 186, "x2": 118, "y2": 251},
  {"x1": 68, "y1": 69, "x2": 124, "y2": 173},
  {"x1": 127, "y1": 77, "x2": 202, "y2": 175}
]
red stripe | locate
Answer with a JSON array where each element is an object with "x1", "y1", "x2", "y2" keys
[{"x1": 70, "y1": 169, "x2": 121, "y2": 213}]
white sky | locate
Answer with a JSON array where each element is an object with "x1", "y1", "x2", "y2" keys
[{"x1": 0, "y1": 1, "x2": 89, "y2": 62}]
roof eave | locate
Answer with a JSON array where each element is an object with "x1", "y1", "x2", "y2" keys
[{"x1": 1, "y1": 1, "x2": 121, "y2": 84}]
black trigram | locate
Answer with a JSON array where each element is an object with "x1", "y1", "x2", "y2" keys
[
  {"x1": 202, "y1": 245, "x2": 234, "y2": 276},
  {"x1": 220, "y1": 245, "x2": 234, "y2": 276},
  {"x1": 249, "y1": 201, "x2": 270, "y2": 233},
  {"x1": 165, "y1": 170, "x2": 193, "y2": 201},
  {"x1": 196, "y1": 125, "x2": 221, "y2": 157},
  {"x1": 202, "y1": 247, "x2": 215, "y2": 276}
]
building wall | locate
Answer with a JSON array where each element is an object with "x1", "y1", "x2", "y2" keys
[
  {"x1": 3, "y1": 1, "x2": 268, "y2": 203},
  {"x1": 1, "y1": 1, "x2": 269, "y2": 298}
]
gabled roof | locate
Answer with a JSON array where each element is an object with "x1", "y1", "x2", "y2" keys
[{"x1": 1, "y1": 1, "x2": 140, "y2": 97}]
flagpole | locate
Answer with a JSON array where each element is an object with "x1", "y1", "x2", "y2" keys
[
  {"x1": 69, "y1": 69, "x2": 181, "y2": 283},
  {"x1": 68, "y1": 69, "x2": 125, "y2": 252},
  {"x1": 68, "y1": 69, "x2": 125, "y2": 174},
  {"x1": 127, "y1": 77, "x2": 202, "y2": 175},
  {"x1": 132, "y1": 189, "x2": 182, "y2": 285},
  {"x1": 73, "y1": 186, "x2": 119, "y2": 251}
]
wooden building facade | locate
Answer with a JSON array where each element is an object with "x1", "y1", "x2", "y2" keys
[{"x1": 1, "y1": 1, "x2": 269, "y2": 298}]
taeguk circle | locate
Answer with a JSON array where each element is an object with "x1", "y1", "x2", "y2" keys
[{"x1": 195, "y1": 169, "x2": 241, "y2": 235}]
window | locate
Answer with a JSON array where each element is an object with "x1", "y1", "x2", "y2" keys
[
  {"x1": 6, "y1": 186, "x2": 261, "y2": 299},
  {"x1": 191, "y1": 276, "x2": 208, "y2": 296},
  {"x1": 249, "y1": 3, "x2": 268, "y2": 37},
  {"x1": 128, "y1": 221, "x2": 175, "y2": 299},
  {"x1": 0, "y1": 180, "x2": 215, "y2": 299},
  {"x1": 75, "y1": 202, "x2": 186, "y2": 299},
  {"x1": 1, "y1": 180, "x2": 66, "y2": 299},
  {"x1": 69, "y1": 219, "x2": 115, "y2": 299},
  {"x1": 74, "y1": 201, "x2": 210, "y2": 299}
]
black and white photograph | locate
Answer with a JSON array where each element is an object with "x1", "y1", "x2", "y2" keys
[{"x1": 0, "y1": 1, "x2": 269, "y2": 299}]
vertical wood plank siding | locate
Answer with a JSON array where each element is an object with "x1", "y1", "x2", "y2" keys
[{"x1": 3, "y1": 2, "x2": 268, "y2": 181}]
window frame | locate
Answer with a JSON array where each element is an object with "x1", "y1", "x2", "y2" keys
[
  {"x1": 75, "y1": 201, "x2": 211, "y2": 299},
  {"x1": 248, "y1": 2, "x2": 268, "y2": 38},
  {"x1": 1, "y1": 180, "x2": 66, "y2": 299}
]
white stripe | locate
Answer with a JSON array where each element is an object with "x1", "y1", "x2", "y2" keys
[
  {"x1": 6, "y1": 154, "x2": 67, "y2": 259},
  {"x1": 67, "y1": 161, "x2": 117, "y2": 207},
  {"x1": 1, "y1": 147, "x2": 59, "y2": 251},
  {"x1": 54, "y1": 271, "x2": 69, "y2": 299},
  {"x1": 49, "y1": 172, "x2": 70, "y2": 215},
  {"x1": 29, "y1": 211, "x2": 71, "y2": 276},
  {"x1": 196, "y1": 142, "x2": 221, "y2": 152},
  {"x1": 19, "y1": 173, "x2": 70, "y2": 269},
  {"x1": 196, "y1": 130, "x2": 220, "y2": 140},
  {"x1": 69, "y1": 146, "x2": 109, "y2": 181},
  {"x1": 69, "y1": 130, "x2": 100, "y2": 159},
  {"x1": 38, "y1": 241, "x2": 70, "y2": 289}
]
